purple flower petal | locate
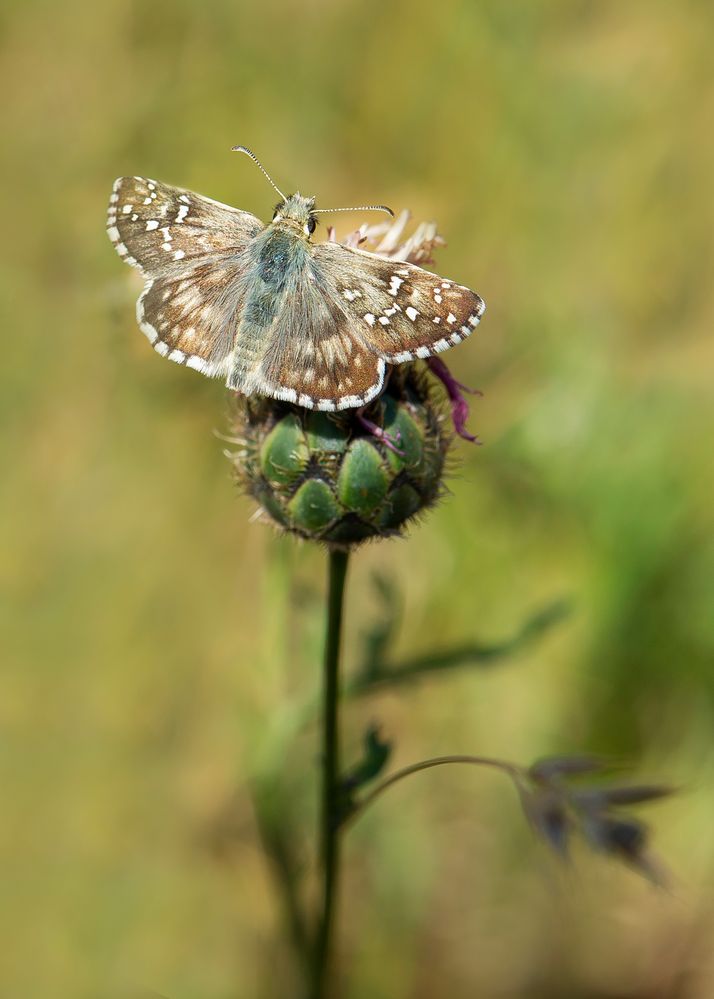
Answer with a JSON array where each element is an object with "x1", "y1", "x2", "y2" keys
[{"x1": 427, "y1": 356, "x2": 481, "y2": 444}]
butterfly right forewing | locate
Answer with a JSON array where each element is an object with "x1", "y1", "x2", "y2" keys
[{"x1": 313, "y1": 240, "x2": 485, "y2": 363}]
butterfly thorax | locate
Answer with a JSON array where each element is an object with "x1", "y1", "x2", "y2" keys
[{"x1": 272, "y1": 193, "x2": 317, "y2": 238}]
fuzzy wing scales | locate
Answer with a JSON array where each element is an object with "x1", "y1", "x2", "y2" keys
[
  {"x1": 136, "y1": 256, "x2": 255, "y2": 377},
  {"x1": 313, "y1": 241, "x2": 485, "y2": 362},
  {"x1": 107, "y1": 177, "x2": 263, "y2": 375},
  {"x1": 106, "y1": 176, "x2": 263, "y2": 274},
  {"x1": 238, "y1": 248, "x2": 386, "y2": 410}
]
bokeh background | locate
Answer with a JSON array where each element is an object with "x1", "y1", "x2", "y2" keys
[{"x1": 3, "y1": 1, "x2": 714, "y2": 996}]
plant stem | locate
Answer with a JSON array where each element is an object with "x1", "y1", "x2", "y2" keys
[
  {"x1": 311, "y1": 546, "x2": 349, "y2": 999},
  {"x1": 346, "y1": 754, "x2": 524, "y2": 828}
]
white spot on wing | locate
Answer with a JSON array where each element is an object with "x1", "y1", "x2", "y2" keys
[
  {"x1": 187, "y1": 355, "x2": 210, "y2": 373},
  {"x1": 406, "y1": 306, "x2": 419, "y2": 321},
  {"x1": 273, "y1": 386, "x2": 298, "y2": 404}
]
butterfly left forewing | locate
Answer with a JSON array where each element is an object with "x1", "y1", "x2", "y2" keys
[
  {"x1": 108, "y1": 177, "x2": 263, "y2": 375},
  {"x1": 313, "y1": 241, "x2": 485, "y2": 362},
  {"x1": 107, "y1": 176, "x2": 263, "y2": 274}
]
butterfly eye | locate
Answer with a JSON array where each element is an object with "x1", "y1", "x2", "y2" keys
[{"x1": 305, "y1": 217, "x2": 316, "y2": 235}]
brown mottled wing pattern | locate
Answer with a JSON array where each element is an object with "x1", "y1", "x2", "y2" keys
[
  {"x1": 251, "y1": 262, "x2": 386, "y2": 411},
  {"x1": 135, "y1": 258, "x2": 255, "y2": 377},
  {"x1": 107, "y1": 177, "x2": 485, "y2": 409},
  {"x1": 107, "y1": 177, "x2": 263, "y2": 375},
  {"x1": 313, "y1": 241, "x2": 485, "y2": 363}
]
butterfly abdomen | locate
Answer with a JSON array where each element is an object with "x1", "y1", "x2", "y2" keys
[{"x1": 228, "y1": 227, "x2": 308, "y2": 392}]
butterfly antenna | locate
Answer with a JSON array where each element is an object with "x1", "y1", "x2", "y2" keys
[
  {"x1": 312, "y1": 204, "x2": 395, "y2": 218},
  {"x1": 231, "y1": 145, "x2": 287, "y2": 201}
]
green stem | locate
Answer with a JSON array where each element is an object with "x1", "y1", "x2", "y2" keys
[
  {"x1": 346, "y1": 754, "x2": 524, "y2": 828},
  {"x1": 311, "y1": 547, "x2": 349, "y2": 999}
]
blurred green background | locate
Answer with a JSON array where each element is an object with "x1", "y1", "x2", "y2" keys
[{"x1": 2, "y1": 0, "x2": 714, "y2": 996}]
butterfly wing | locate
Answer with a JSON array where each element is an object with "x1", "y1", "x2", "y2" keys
[
  {"x1": 107, "y1": 176, "x2": 263, "y2": 272},
  {"x1": 107, "y1": 179, "x2": 484, "y2": 407},
  {"x1": 107, "y1": 177, "x2": 264, "y2": 374},
  {"x1": 235, "y1": 237, "x2": 484, "y2": 411},
  {"x1": 312, "y1": 241, "x2": 485, "y2": 362},
  {"x1": 242, "y1": 257, "x2": 386, "y2": 410}
]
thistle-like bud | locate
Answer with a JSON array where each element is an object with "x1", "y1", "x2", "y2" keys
[{"x1": 228, "y1": 364, "x2": 449, "y2": 547}]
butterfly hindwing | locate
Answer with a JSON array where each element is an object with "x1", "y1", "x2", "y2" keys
[
  {"x1": 136, "y1": 256, "x2": 256, "y2": 377},
  {"x1": 313, "y1": 241, "x2": 485, "y2": 362},
  {"x1": 245, "y1": 263, "x2": 386, "y2": 410}
]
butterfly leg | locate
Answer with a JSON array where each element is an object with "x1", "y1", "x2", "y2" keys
[
  {"x1": 426, "y1": 356, "x2": 482, "y2": 444},
  {"x1": 356, "y1": 407, "x2": 404, "y2": 456}
]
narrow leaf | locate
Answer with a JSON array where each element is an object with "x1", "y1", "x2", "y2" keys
[{"x1": 341, "y1": 724, "x2": 392, "y2": 792}]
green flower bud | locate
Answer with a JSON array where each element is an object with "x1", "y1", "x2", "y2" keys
[{"x1": 228, "y1": 365, "x2": 450, "y2": 547}]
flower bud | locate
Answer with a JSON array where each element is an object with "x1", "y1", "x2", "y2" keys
[{"x1": 228, "y1": 365, "x2": 449, "y2": 547}]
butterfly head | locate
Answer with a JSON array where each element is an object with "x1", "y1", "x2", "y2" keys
[
  {"x1": 231, "y1": 145, "x2": 395, "y2": 239},
  {"x1": 272, "y1": 193, "x2": 318, "y2": 239}
]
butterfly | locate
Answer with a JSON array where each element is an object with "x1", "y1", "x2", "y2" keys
[{"x1": 106, "y1": 147, "x2": 485, "y2": 412}]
